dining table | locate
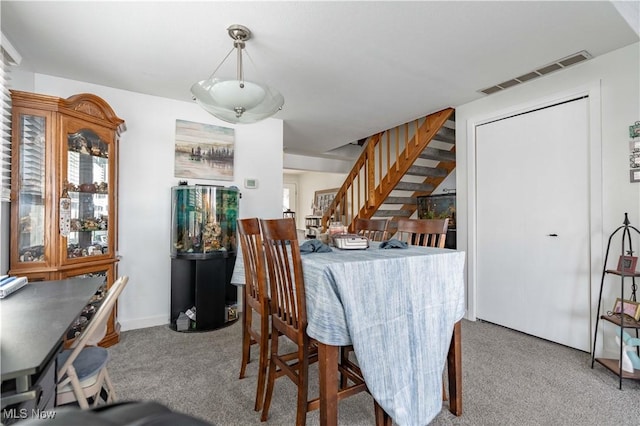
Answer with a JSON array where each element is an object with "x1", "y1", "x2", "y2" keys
[
  {"x1": 1, "y1": 276, "x2": 104, "y2": 413},
  {"x1": 231, "y1": 239, "x2": 466, "y2": 426}
]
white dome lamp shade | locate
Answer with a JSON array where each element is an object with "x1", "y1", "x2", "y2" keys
[{"x1": 191, "y1": 25, "x2": 284, "y2": 124}]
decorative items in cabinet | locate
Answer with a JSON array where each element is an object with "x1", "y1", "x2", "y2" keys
[
  {"x1": 9, "y1": 90, "x2": 125, "y2": 347},
  {"x1": 61, "y1": 265, "x2": 116, "y2": 347},
  {"x1": 591, "y1": 213, "x2": 640, "y2": 388},
  {"x1": 169, "y1": 184, "x2": 239, "y2": 331}
]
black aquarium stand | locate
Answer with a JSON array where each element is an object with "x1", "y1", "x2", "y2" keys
[{"x1": 170, "y1": 252, "x2": 238, "y2": 332}]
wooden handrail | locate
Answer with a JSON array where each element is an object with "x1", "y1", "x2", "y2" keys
[{"x1": 321, "y1": 107, "x2": 454, "y2": 232}]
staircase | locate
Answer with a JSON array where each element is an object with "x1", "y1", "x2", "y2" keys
[{"x1": 321, "y1": 107, "x2": 455, "y2": 231}]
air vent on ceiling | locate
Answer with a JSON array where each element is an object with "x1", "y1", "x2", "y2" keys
[{"x1": 479, "y1": 50, "x2": 592, "y2": 96}]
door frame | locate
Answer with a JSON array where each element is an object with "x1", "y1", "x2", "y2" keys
[
  {"x1": 283, "y1": 182, "x2": 298, "y2": 222},
  {"x1": 465, "y1": 82, "x2": 603, "y2": 349}
]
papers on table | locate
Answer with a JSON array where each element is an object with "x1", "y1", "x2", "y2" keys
[{"x1": 0, "y1": 275, "x2": 29, "y2": 298}]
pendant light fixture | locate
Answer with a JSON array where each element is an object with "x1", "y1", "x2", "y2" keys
[{"x1": 191, "y1": 24, "x2": 284, "y2": 124}]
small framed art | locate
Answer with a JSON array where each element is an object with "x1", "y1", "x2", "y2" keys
[
  {"x1": 612, "y1": 298, "x2": 640, "y2": 321},
  {"x1": 616, "y1": 255, "x2": 638, "y2": 274},
  {"x1": 313, "y1": 188, "x2": 339, "y2": 216}
]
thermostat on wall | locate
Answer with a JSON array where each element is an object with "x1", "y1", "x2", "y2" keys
[{"x1": 244, "y1": 178, "x2": 258, "y2": 189}]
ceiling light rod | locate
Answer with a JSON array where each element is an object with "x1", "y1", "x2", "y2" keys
[
  {"x1": 204, "y1": 25, "x2": 250, "y2": 83},
  {"x1": 191, "y1": 24, "x2": 284, "y2": 124},
  {"x1": 230, "y1": 25, "x2": 249, "y2": 85}
]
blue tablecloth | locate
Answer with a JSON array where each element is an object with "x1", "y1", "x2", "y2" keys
[{"x1": 231, "y1": 242, "x2": 466, "y2": 425}]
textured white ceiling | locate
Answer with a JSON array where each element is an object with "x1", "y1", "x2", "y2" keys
[{"x1": 2, "y1": 1, "x2": 638, "y2": 156}]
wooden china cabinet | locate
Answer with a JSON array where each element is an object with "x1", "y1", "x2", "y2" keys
[{"x1": 9, "y1": 90, "x2": 126, "y2": 347}]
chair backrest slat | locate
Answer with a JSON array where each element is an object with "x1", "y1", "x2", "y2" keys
[
  {"x1": 237, "y1": 218, "x2": 268, "y2": 313},
  {"x1": 354, "y1": 218, "x2": 390, "y2": 242},
  {"x1": 395, "y1": 218, "x2": 449, "y2": 248},
  {"x1": 260, "y1": 218, "x2": 307, "y2": 345}
]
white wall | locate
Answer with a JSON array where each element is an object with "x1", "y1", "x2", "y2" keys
[
  {"x1": 283, "y1": 171, "x2": 348, "y2": 230},
  {"x1": 19, "y1": 74, "x2": 283, "y2": 330},
  {"x1": 456, "y1": 43, "x2": 640, "y2": 355},
  {"x1": 10, "y1": 68, "x2": 35, "y2": 92},
  {"x1": 431, "y1": 170, "x2": 456, "y2": 196},
  {"x1": 298, "y1": 171, "x2": 347, "y2": 217},
  {"x1": 284, "y1": 152, "x2": 353, "y2": 174}
]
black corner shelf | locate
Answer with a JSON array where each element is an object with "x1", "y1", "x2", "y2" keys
[{"x1": 591, "y1": 213, "x2": 640, "y2": 389}]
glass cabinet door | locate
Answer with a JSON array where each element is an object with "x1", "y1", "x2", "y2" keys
[
  {"x1": 65, "y1": 128, "x2": 110, "y2": 261},
  {"x1": 16, "y1": 113, "x2": 47, "y2": 264},
  {"x1": 62, "y1": 268, "x2": 109, "y2": 341}
]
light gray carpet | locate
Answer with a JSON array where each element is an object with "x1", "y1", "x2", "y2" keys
[{"x1": 108, "y1": 319, "x2": 640, "y2": 425}]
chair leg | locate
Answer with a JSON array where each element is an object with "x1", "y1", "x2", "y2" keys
[
  {"x1": 68, "y1": 366, "x2": 89, "y2": 410},
  {"x1": 254, "y1": 317, "x2": 269, "y2": 412},
  {"x1": 260, "y1": 334, "x2": 279, "y2": 422},
  {"x1": 88, "y1": 369, "x2": 109, "y2": 407},
  {"x1": 442, "y1": 377, "x2": 447, "y2": 401},
  {"x1": 103, "y1": 368, "x2": 117, "y2": 403},
  {"x1": 339, "y1": 346, "x2": 349, "y2": 389},
  {"x1": 295, "y1": 345, "x2": 311, "y2": 426},
  {"x1": 374, "y1": 400, "x2": 392, "y2": 426},
  {"x1": 239, "y1": 309, "x2": 252, "y2": 379}
]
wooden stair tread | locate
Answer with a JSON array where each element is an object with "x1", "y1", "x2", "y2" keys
[
  {"x1": 384, "y1": 196, "x2": 417, "y2": 205},
  {"x1": 406, "y1": 165, "x2": 448, "y2": 177},
  {"x1": 373, "y1": 210, "x2": 412, "y2": 217},
  {"x1": 419, "y1": 147, "x2": 456, "y2": 162},
  {"x1": 394, "y1": 181, "x2": 435, "y2": 192},
  {"x1": 434, "y1": 127, "x2": 456, "y2": 144}
]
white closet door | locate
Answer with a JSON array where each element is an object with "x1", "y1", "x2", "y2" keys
[{"x1": 476, "y1": 98, "x2": 591, "y2": 351}]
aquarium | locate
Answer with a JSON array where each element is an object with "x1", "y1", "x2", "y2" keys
[
  {"x1": 170, "y1": 185, "x2": 239, "y2": 258},
  {"x1": 416, "y1": 194, "x2": 456, "y2": 228}
]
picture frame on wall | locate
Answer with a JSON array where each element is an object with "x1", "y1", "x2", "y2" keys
[
  {"x1": 616, "y1": 255, "x2": 638, "y2": 274},
  {"x1": 174, "y1": 119, "x2": 235, "y2": 181},
  {"x1": 612, "y1": 298, "x2": 640, "y2": 321},
  {"x1": 313, "y1": 188, "x2": 339, "y2": 216}
]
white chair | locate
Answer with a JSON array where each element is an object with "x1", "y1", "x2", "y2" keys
[{"x1": 56, "y1": 276, "x2": 129, "y2": 409}]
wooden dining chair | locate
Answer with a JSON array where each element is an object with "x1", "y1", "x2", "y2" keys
[
  {"x1": 237, "y1": 218, "x2": 270, "y2": 412},
  {"x1": 395, "y1": 218, "x2": 450, "y2": 248},
  {"x1": 259, "y1": 217, "x2": 390, "y2": 425},
  {"x1": 353, "y1": 217, "x2": 390, "y2": 242}
]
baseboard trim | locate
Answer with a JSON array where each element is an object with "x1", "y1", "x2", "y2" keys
[{"x1": 120, "y1": 315, "x2": 168, "y2": 331}]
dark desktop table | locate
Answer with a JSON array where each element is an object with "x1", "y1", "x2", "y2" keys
[{"x1": 1, "y1": 276, "x2": 103, "y2": 413}]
